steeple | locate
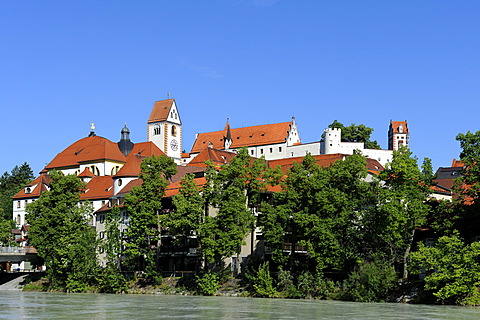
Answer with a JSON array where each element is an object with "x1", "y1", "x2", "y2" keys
[
  {"x1": 224, "y1": 119, "x2": 232, "y2": 150},
  {"x1": 118, "y1": 123, "x2": 134, "y2": 156}
]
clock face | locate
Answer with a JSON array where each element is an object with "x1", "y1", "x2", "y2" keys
[{"x1": 170, "y1": 139, "x2": 179, "y2": 151}]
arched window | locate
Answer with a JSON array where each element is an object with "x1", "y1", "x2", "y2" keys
[
  {"x1": 17, "y1": 214, "x2": 21, "y2": 225},
  {"x1": 154, "y1": 125, "x2": 161, "y2": 135},
  {"x1": 111, "y1": 166, "x2": 120, "y2": 175},
  {"x1": 90, "y1": 165, "x2": 100, "y2": 176},
  {"x1": 171, "y1": 125, "x2": 177, "y2": 137}
]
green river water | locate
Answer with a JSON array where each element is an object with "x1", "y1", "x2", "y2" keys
[{"x1": 1, "y1": 290, "x2": 480, "y2": 319}]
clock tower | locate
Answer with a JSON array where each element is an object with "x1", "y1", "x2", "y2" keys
[{"x1": 147, "y1": 98, "x2": 182, "y2": 162}]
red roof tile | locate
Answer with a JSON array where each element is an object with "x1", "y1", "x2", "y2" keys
[
  {"x1": 268, "y1": 154, "x2": 345, "y2": 174},
  {"x1": 148, "y1": 99, "x2": 174, "y2": 123},
  {"x1": 80, "y1": 176, "x2": 114, "y2": 200},
  {"x1": 451, "y1": 159, "x2": 464, "y2": 168},
  {"x1": 12, "y1": 174, "x2": 50, "y2": 199},
  {"x1": 45, "y1": 136, "x2": 126, "y2": 170},
  {"x1": 78, "y1": 167, "x2": 95, "y2": 177},
  {"x1": 390, "y1": 121, "x2": 409, "y2": 133},
  {"x1": 187, "y1": 148, "x2": 237, "y2": 167},
  {"x1": 191, "y1": 122, "x2": 292, "y2": 153}
]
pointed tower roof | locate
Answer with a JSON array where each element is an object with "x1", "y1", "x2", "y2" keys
[
  {"x1": 148, "y1": 99, "x2": 175, "y2": 123},
  {"x1": 78, "y1": 167, "x2": 95, "y2": 178}
]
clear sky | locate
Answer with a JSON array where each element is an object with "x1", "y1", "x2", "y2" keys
[{"x1": 1, "y1": 1, "x2": 479, "y2": 175}]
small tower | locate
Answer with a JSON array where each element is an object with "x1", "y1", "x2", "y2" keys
[
  {"x1": 224, "y1": 120, "x2": 233, "y2": 150},
  {"x1": 147, "y1": 99, "x2": 182, "y2": 162},
  {"x1": 323, "y1": 127, "x2": 342, "y2": 154},
  {"x1": 118, "y1": 124, "x2": 134, "y2": 156},
  {"x1": 388, "y1": 120, "x2": 409, "y2": 150}
]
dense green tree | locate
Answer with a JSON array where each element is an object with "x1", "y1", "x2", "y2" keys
[
  {"x1": 263, "y1": 152, "x2": 371, "y2": 274},
  {"x1": 201, "y1": 148, "x2": 265, "y2": 269},
  {"x1": 327, "y1": 120, "x2": 381, "y2": 149},
  {"x1": 124, "y1": 155, "x2": 177, "y2": 280},
  {"x1": 0, "y1": 162, "x2": 34, "y2": 220},
  {"x1": 170, "y1": 173, "x2": 205, "y2": 241},
  {"x1": 456, "y1": 130, "x2": 480, "y2": 204},
  {"x1": 410, "y1": 234, "x2": 480, "y2": 305},
  {"x1": 26, "y1": 171, "x2": 98, "y2": 290},
  {"x1": 371, "y1": 147, "x2": 431, "y2": 280}
]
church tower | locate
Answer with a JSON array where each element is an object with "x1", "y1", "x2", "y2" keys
[
  {"x1": 147, "y1": 99, "x2": 182, "y2": 162},
  {"x1": 388, "y1": 120, "x2": 409, "y2": 151}
]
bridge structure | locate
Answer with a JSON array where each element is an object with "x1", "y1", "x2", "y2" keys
[{"x1": 0, "y1": 246, "x2": 37, "y2": 263}]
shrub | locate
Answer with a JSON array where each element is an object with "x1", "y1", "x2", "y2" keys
[
  {"x1": 196, "y1": 273, "x2": 221, "y2": 296},
  {"x1": 343, "y1": 258, "x2": 398, "y2": 302},
  {"x1": 251, "y1": 262, "x2": 278, "y2": 298}
]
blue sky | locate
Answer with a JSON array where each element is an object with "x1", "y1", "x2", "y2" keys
[{"x1": 1, "y1": 1, "x2": 479, "y2": 175}]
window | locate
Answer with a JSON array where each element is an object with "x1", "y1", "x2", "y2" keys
[
  {"x1": 111, "y1": 166, "x2": 120, "y2": 175},
  {"x1": 99, "y1": 214, "x2": 105, "y2": 224},
  {"x1": 250, "y1": 149, "x2": 254, "y2": 155},
  {"x1": 154, "y1": 125, "x2": 161, "y2": 135},
  {"x1": 25, "y1": 187, "x2": 31, "y2": 194},
  {"x1": 279, "y1": 147, "x2": 282, "y2": 152},
  {"x1": 171, "y1": 125, "x2": 177, "y2": 137},
  {"x1": 99, "y1": 231, "x2": 105, "y2": 239},
  {"x1": 90, "y1": 165, "x2": 100, "y2": 176},
  {"x1": 269, "y1": 148, "x2": 273, "y2": 153},
  {"x1": 16, "y1": 214, "x2": 21, "y2": 225},
  {"x1": 260, "y1": 149, "x2": 263, "y2": 154},
  {"x1": 117, "y1": 179, "x2": 123, "y2": 187},
  {"x1": 17, "y1": 201, "x2": 20, "y2": 208}
]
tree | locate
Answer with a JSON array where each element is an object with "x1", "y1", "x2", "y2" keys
[
  {"x1": 372, "y1": 147, "x2": 431, "y2": 280},
  {"x1": 263, "y1": 152, "x2": 371, "y2": 275},
  {"x1": 327, "y1": 120, "x2": 381, "y2": 149},
  {"x1": 124, "y1": 155, "x2": 177, "y2": 280},
  {"x1": 200, "y1": 148, "x2": 264, "y2": 270},
  {"x1": 456, "y1": 130, "x2": 480, "y2": 204},
  {"x1": 97, "y1": 205, "x2": 127, "y2": 293},
  {"x1": 0, "y1": 162, "x2": 34, "y2": 220},
  {"x1": 410, "y1": 234, "x2": 480, "y2": 305},
  {"x1": 26, "y1": 171, "x2": 98, "y2": 291}
]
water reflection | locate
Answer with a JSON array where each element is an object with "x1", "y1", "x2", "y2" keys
[{"x1": 0, "y1": 291, "x2": 478, "y2": 319}]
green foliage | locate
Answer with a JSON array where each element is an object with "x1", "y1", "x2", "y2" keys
[
  {"x1": 276, "y1": 267, "x2": 300, "y2": 298},
  {"x1": 371, "y1": 147, "x2": 431, "y2": 279},
  {"x1": 0, "y1": 162, "x2": 34, "y2": 221},
  {"x1": 201, "y1": 148, "x2": 261, "y2": 265},
  {"x1": 26, "y1": 171, "x2": 98, "y2": 290},
  {"x1": 250, "y1": 262, "x2": 278, "y2": 298},
  {"x1": 124, "y1": 155, "x2": 177, "y2": 276},
  {"x1": 410, "y1": 234, "x2": 480, "y2": 305},
  {"x1": 97, "y1": 205, "x2": 127, "y2": 293},
  {"x1": 342, "y1": 257, "x2": 398, "y2": 302},
  {"x1": 263, "y1": 153, "x2": 370, "y2": 273},
  {"x1": 0, "y1": 218, "x2": 15, "y2": 245},
  {"x1": 196, "y1": 272, "x2": 220, "y2": 296},
  {"x1": 327, "y1": 120, "x2": 381, "y2": 149}
]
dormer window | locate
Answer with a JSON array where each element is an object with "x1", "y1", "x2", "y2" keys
[{"x1": 25, "y1": 187, "x2": 31, "y2": 194}]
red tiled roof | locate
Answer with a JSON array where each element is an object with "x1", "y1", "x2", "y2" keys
[
  {"x1": 148, "y1": 99, "x2": 174, "y2": 123},
  {"x1": 117, "y1": 178, "x2": 143, "y2": 195},
  {"x1": 191, "y1": 122, "x2": 292, "y2": 153},
  {"x1": 114, "y1": 154, "x2": 146, "y2": 178},
  {"x1": 165, "y1": 177, "x2": 207, "y2": 197},
  {"x1": 390, "y1": 121, "x2": 408, "y2": 133},
  {"x1": 187, "y1": 148, "x2": 237, "y2": 167},
  {"x1": 45, "y1": 136, "x2": 126, "y2": 170},
  {"x1": 12, "y1": 174, "x2": 50, "y2": 199},
  {"x1": 80, "y1": 176, "x2": 114, "y2": 200},
  {"x1": 452, "y1": 159, "x2": 464, "y2": 168},
  {"x1": 78, "y1": 167, "x2": 95, "y2": 178},
  {"x1": 171, "y1": 166, "x2": 206, "y2": 183},
  {"x1": 268, "y1": 154, "x2": 345, "y2": 174}
]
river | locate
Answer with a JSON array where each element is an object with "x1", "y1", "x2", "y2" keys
[{"x1": 1, "y1": 291, "x2": 480, "y2": 319}]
